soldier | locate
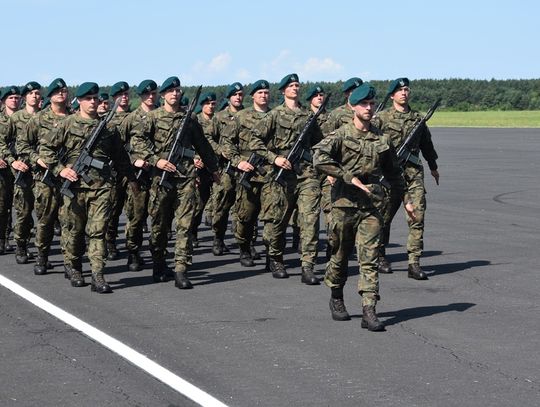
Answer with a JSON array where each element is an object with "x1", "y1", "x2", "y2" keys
[
  {"x1": 250, "y1": 73, "x2": 322, "y2": 285},
  {"x1": 11, "y1": 81, "x2": 42, "y2": 264},
  {"x1": 0, "y1": 86, "x2": 21, "y2": 255},
  {"x1": 221, "y1": 79, "x2": 271, "y2": 267},
  {"x1": 375, "y1": 78, "x2": 440, "y2": 279},
  {"x1": 313, "y1": 83, "x2": 415, "y2": 331},
  {"x1": 122, "y1": 79, "x2": 158, "y2": 271},
  {"x1": 130, "y1": 76, "x2": 219, "y2": 289},
  {"x1": 320, "y1": 77, "x2": 363, "y2": 136},
  {"x1": 39, "y1": 82, "x2": 137, "y2": 293},
  {"x1": 105, "y1": 81, "x2": 132, "y2": 261},
  {"x1": 20, "y1": 78, "x2": 70, "y2": 275},
  {"x1": 97, "y1": 92, "x2": 110, "y2": 117},
  {"x1": 211, "y1": 82, "x2": 245, "y2": 256}
]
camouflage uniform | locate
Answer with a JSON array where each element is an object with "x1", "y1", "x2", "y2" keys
[
  {"x1": 375, "y1": 107, "x2": 438, "y2": 265},
  {"x1": 40, "y1": 113, "x2": 135, "y2": 285},
  {"x1": 130, "y1": 107, "x2": 218, "y2": 276},
  {"x1": 0, "y1": 111, "x2": 15, "y2": 253},
  {"x1": 251, "y1": 103, "x2": 322, "y2": 276},
  {"x1": 313, "y1": 122, "x2": 406, "y2": 305}
]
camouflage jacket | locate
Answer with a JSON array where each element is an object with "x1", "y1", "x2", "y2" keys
[
  {"x1": 374, "y1": 106, "x2": 438, "y2": 170},
  {"x1": 320, "y1": 103, "x2": 353, "y2": 137},
  {"x1": 120, "y1": 106, "x2": 150, "y2": 159},
  {"x1": 250, "y1": 103, "x2": 322, "y2": 180},
  {"x1": 313, "y1": 122, "x2": 407, "y2": 209},
  {"x1": 197, "y1": 112, "x2": 222, "y2": 158},
  {"x1": 0, "y1": 110, "x2": 17, "y2": 165},
  {"x1": 130, "y1": 106, "x2": 218, "y2": 179},
  {"x1": 4, "y1": 109, "x2": 36, "y2": 165},
  {"x1": 39, "y1": 113, "x2": 135, "y2": 189},
  {"x1": 107, "y1": 110, "x2": 131, "y2": 145}
]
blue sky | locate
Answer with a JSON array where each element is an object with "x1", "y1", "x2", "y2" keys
[{"x1": 2, "y1": 0, "x2": 539, "y2": 88}]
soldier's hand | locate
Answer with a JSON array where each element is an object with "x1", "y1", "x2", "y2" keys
[
  {"x1": 351, "y1": 176, "x2": 371, "y2": 195},
  {"x1": 0, "y1": 159, "x2": 7, "y2": 169},
  {"x1": 134, "y1": 159, "x2": 148, "y2": 169},
  {"x1": 238, "y1": 161, "x2": 254, "y2": 172},
  {"x1": 404, "y1": 202, "x2": 416, "y2": 221},
  {"x1": 60, "y1": 167, "x2": 78, "y2": 182},
  {"x1": 274, "y1": 156, "x2": 292, "y2": 170},
  {"x1": 327, "y1": 175, "x2": 336, "y2": 185},
  {"x1": 431, "y1": 169, "x2": 440, "y2": 185},
  {"x1": 37, "y1": 158, "x2": 48, "y2": 169},
  {"x1": 211, "y1": 171, "x2": 221, "y2": 185},
  {"x1": 156, "y1": 159, "x2": 176, "y2": 172},
  {"x1": 12, "y1": 160, "x2": 29, "y2": 172},
  {"x1": 193, "y1": 158, "x2": 205, "y2": 169}
]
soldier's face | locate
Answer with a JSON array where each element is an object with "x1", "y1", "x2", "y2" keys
[
  {"x1": 283, "y1": 82, "x2": 299, "y2": 99},
  {"x1": 163, "y1": 87, "x2": 181, "y2": 107},
  {"x1": 311, "y1": 93, "x2": 324, "y2": 109},
  {"x1": 252, "y1": 89, "x2": 269, "y2": 107},
  {"x1": 202, "y1": 101, "x2": 216, "y2": 116},
  {"x1": 26, "y1": 89, "x2": 41, "y2": 108},
  {"x1": 352, "y1": 99, "x2": 375, "y2": 121},
  {"x1": 141, "y1": 91, "x2": 157, "y2": 108},
  {"x1": 4, "y1": 95, "x2": 20, "y2": 110},
  {"x1": 115, "y1": 91, "x2": 130, "y2": 108},
  {"x1": 79, "y1": 94, "x2": 99, "y2": 115},
  {"x1": 51, "y1": 88, "x2": 68, "y2": 104},
  {"x1": 97, "y1": 100, "x2": 110, "y2": 114},
  {"x1": 392, "y1": 86, "x2": 410, "y2": 106},
  {"x1": 229, "y1": 91, "x2": 244, "y2": 108}
]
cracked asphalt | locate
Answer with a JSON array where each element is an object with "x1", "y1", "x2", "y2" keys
[{"x1": 0, "y1": 128, "x2": 539, "y2": 407}]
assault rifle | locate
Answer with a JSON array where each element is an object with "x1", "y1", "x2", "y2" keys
[
  {"x1": 237, "y1": 153, "x2": 267, "y2": 189},
  {"x1": 274, "y1": 93, "x2": 331, "y2": 187},
  {"x1": 60, "y1": 98, "x2": 121, "y2": 198},
  {"x1": 41, "y1": 146, "x2": 67, "y2": 187},
  {"x1": 375, "y1": 92, "x2": 391, "y2": 114},
  {"x1": 14, "y1": 165, "x2": 32, "y2": 188},
  {"x1": 159, "y1": 85, "x2": 202, "y2": 190},
  {"x1": 396, "y1": 98, "x2": 442, "y2": 167}
]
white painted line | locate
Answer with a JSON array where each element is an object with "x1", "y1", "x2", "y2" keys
[{"x1": 0, "y1": 274, "x2": 229, "y2": 407}]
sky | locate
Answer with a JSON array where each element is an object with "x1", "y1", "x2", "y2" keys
[{"x1": 2, "y1": 0, "x2": 539, "y2": 88}]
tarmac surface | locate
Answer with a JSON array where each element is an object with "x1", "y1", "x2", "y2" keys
[{"x1": 0, "y1": 127, "x2": 539, "y2": 407}]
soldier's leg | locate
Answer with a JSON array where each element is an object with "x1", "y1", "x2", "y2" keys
[
  {"x1": 13, "y1": 183, "x2": 35, "y2": 264},
  {"x1": 234, "y1": 183, "x2": 262, "y2": 267},
  {"x1": 63, "y1": 192, "x2": 87, "y2": 287},
  {"x1": 378, "y1": 191, "x2": 402, "y2": 273},
  {"x1": 173, "y1": 179, "x2": 196, "y2": 289},
  {"x1": 86, "y1": 188, "x2": 113, "y2": 293},
  {"x1": 211, "y1": 171, "x2": 236, "y2": 253},
  {"x1": 289, "y1": 206, "x2": 300, "y2": 251},
  {"x1": 190, "y1": 171, "x2": 212, "y2": 247},
  {"x1": 105, "y1": 180, "x2": 127, "y2": 260},
  {"x1": 125, "y1": 185, "x2": 149, "y2": 271},
  {"x1": 405, "y1": 175, "x2": 427, "y2": 280},
  {"x1": 297, "y1": 178, "x2": 321, "y2": 285},
  {"x1": 0, "y1": 174, "x2": 12, "y2": 254},
  {"x1": 33, "y1": 182, "x2": 60, "y2": 274}
]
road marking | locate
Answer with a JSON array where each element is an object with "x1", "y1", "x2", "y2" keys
[{"x1": 0, "y1": 274, "x2": 229, "y2": 407}]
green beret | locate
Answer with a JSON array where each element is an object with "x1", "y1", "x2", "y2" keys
[
  {"x1": 249, "y1": 79, "x2": 270, "y2": 95},
  {"x1": 21, "y1": 81, "x2": 42, "y2": 96},
  {"x1": 46, "y1": 78, "x2": 67, "y2": 97},
  {"x1": 348, "y1": 83, "x2": 377, "y2": 105},
  {"x1": 278, "y1": 73, "x2": 299, "y2": 90},
  {"x1": 99, "y1": 92, "x2": 109, "y2": 102},
  {"x1": 110, "y1": 81, "x2": 130, "y2": 97},
  {"x1": 199, "y1": 92, "x2": 216, "y2": 105},
  {"x1": 217, "y1": 99, "x2": 229, "y2": 112},
  {"x1": 75, "y1": 82, "x2": 99, "y2": 98},
  {"x1": 179, "y1": 95, "x2": 189, "y2": 107},
  {"x1": 387, "y1": 77, "x2": 410, "y2": 95},
  {"x1": 225, "y1": 82, "x2": 243, "y2": 98},
  {"x1": 41, "y1": 97, "x2": 51, "y2": 109},
  {"x1": 159, "y1": 76, "x2": 181, "y2": 94},
  {"x1": 305, "y1": 85, "x2": 325, "y2": 101},
  {"x1": 71, "y1": 99, "x2": 80, "y2": 111},
  {"x1": 1, "y1": 85, "x2": 21, "y2": 100},
  {"x1": 342, "y1": 77, "x2": 363, "y2": 93},
  {"x1": 136, "y1": 79, "x2": 157, "y2": 96}
]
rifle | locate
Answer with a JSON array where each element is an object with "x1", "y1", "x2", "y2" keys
[
  {"x1": 274, "y1": 93, "x2": 331, "y2": 187},
  {"x1": 375, "y1": 92, "x2": 391, "y2": 114},
  {"x1": 41, "y1": 146, "x2": 67, "y2": 187},
  {"x1": 237, "y1": 153, "x2": 267, "y2": 189},
  {"x1": 60, "y1": 98, "x2": 121, "y2": 198},
  {"x1": 396, "y1": 98, "x2": 442, "y2": 167},
  {"x1": 14, "y1": 166, "x2": 32, "y2": 188},
  {"x1": 159, "y1": 85, "x2": 202, "y2": 190}
]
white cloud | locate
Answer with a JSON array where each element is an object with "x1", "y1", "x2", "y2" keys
[
  {"x1": 207, "y1": 53, "x2": 232, "y2": 73},
  {"x1": 298, "y1": 57, "x2": 343, "y2": 76}
]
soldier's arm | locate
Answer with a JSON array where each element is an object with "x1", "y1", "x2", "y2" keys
[
  {"x1": 130, "y1": 115, "x2": 159, "y2": 166},
  {"x1": 3, "y1": 120, "x2": 18, "y2": 166},
  {"x1": 418, "y1": 123, "x2": 438, "y2": 171},
  {"x1": 313, "y1": 134, "x2": 349, "y2": 180},
  {"x1": 191, "y1": 119, "x2": 219, "y2": 173},
  {"x1": 18, "y1": 116, "x2": 40, "y2": 166},
  {"x1": 39, "y1": 122, "x2": 66, "y2": 177},
  {"x1": 220, "y1": 116, "x2": 242, "y2": 166},
  {"x1": 250, "y1": 112, "x2": 277, "y2": 164}
]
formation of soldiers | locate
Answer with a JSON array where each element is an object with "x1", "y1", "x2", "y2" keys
[{"x1": 0, "y1": 74, "x2": 439, "y2": 331}]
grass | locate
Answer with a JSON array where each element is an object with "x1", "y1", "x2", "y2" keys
[{"x1": 429, "y1": 110, "x2": 540, "y2": 128}]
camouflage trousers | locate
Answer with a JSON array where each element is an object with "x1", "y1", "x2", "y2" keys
[
  {"x1": 260, "y1": 177, "x2": 321, "y2": 266},
  {"x1": 33, "y1": 180, "x2": 61, "y2": 254},
  {"x1": 124, "y1": 185, "x2": 149, "y2": 253},
  {"x1": 148, "y1": 176, "x2": 196, "y2": 269},
  {"x1": 380, "y1": 167, "x2": 426, "y2": 264},
  {"x1": 320, "y1": 177, "x2": 332, "y2": 228},
  {"x1": 234, "y1": 181, "x2": 263, "y2": 247},
  {"x1": 190, "y1": 170, "x2": 213, "y2": 238},
  {"x1": 0, "y1": 171, "x2": 14, "y2": 240},
  {"x1": 13, "y1": 180, "x2": 34, "y2": 243},
  {"x1": 324, "y1": 206, "x2": 382, "y2": 306},
  {"x1": 212, "y1": 171, "x2": 236, "y2": 240},
  {"x1": 63, "y1": 187, "x2": 111, "y2": 274},
  {"x1": 106, "y1": 178, "x2": 128, "y2": 245}
]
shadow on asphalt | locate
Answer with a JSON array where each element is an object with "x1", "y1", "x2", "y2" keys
[
  {"x1": 372, "y1": 302, "x2": 476, "y2": 326},
  {"x1": 427, "y1": 260, "x2": 491, "y2": 276}
]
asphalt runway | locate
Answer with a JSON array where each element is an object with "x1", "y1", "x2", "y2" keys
[{"x1": 1, "y1": 128, "x2": 539, "y2": 407}]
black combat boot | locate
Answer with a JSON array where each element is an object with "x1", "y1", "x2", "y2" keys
[
  {"x1": 361, "y1": 305, "x2": 385, "y2": 331},
  {"x1": 329, "y1": 288, "x2": 350, "y2": 321},
  {"x1": 239, "y1": 244, "x2": 255, "y2": 267},
  {"x1": 70, "y1": 269, "x2": 85, "y2": 287},
  {"x1": 91, "y1": 273, "x2": 112, "y2": 293},
  {"x1": 301, "y1": 265, "x2": 320, "y2": 285},
  {"x1": 192, "y1": 232, "x2": 199, "y2": 248},
  {"x1": 152, "y1": 260, "x2": 169, "y2": 283},
  {"x1": 212, "y1": 238, "x2": 223, "y2": 256},
  {"x1": 33, "y1": 251, "x2": 48, "y2": 275},
  {"x1": 127, "y1": 251, "x2": 142, "y2": 271},
  {"x1": 408, "y1": 263, "x2": 428, "y2": 280},
  {"x1": 64, "y1": 264, "x2": 72, "y2": 279},
  {"x1": 15, "y1": 241, "x2": 28, "y2": 264},
  {"x1": 174, "y1": 265, "x2": 193, "y2": 289},
  {"x1": 250, "y1": 243, "x2": 261, "y2": 260},
  {"x1": 106, "y1": 242, "x2": 118, "y2": 261},
  {"x1": 269, "y1": 257, "x2": 288, "y2": 279},
  {"x1": 378, "y1": 256, "x2": 393, "y2": 274}
]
